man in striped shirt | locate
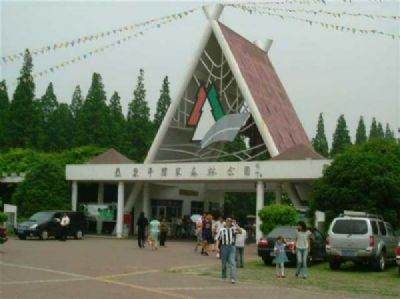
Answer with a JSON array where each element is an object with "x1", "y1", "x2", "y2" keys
[{"x1": 216, "y1": 218, "x2": 242, "y2": 284}]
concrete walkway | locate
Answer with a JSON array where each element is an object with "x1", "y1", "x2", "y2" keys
[{"x1": 0, "y1": 237, "x2": 386, "y2": 299}]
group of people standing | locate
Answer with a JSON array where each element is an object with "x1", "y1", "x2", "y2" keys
[{"x1": 136, "y1": 212, "x2": 169, "y2": 250}]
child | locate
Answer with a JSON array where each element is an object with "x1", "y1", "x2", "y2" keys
[
  {"x1": 273, "y1": 236, "x2": 289, "y2": 278},
  {"x1": 149, "y1": 218, "x2": 160, "y2": 250}
]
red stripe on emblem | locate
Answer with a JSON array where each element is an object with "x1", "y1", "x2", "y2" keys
[{"x1": 187, "y1": 86, "x2": 207, "y2": 126}]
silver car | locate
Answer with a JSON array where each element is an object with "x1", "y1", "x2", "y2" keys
[{"x1": 326, "y1": 211, "x2": 398, "y2": 271}]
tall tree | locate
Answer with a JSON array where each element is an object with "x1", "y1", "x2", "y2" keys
[
  {"x1": 77, "y1": 73, "x2": 111, "y2": 147},
  {"x1": 0, "y1": 80, "x2": 10, "y2": 150},
  {"x1": 127, "y1": 69, "x2": 153, "y2": 161},
  {"x1": 377, "y1": 122, "x2": 385, "y2": 139},
  {"x1": 48, "y1": 103, "x2": 74, "y2": 150},
  {"x1": 384, "y1": 123, "x2": 395, "y2": 140},
  {"x1": 37, "y1": 83, "x2": 59, "y2": 150},
  {"x1": 330, "y1": 114, "x2": 351, "y2": 156},
  {"x1": 369, "y1": 117, "x2": 379, "y2": 140},
  {"x1": 154, "y1": 76, "x2": 171, "y2": 129},
  {"x1": 355, "y1": 116, "x2": 367, "y2": 145},
  {"x1": 6, "y1": 49, "x2": 37, "y2": 148},
  {"x1": 312, "y1": 113, "x2": 329, "y2": 157},
  {"x1": 70, "y1": 85, "x2": 83, "y2": 119},
  {"x1": 108, "y1": 91, "x2": 127, "y2": 152}
]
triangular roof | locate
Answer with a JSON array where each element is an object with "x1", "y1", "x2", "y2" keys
[
  {"x1": 87, "y1": 148, "x2": 133, "y2": 164},
  {"x1": 145, "y1": 16, "x2": 312, "y2": 163},
  {"x1": 270, "y1": 144, "x2": 324, "y2": 161}
]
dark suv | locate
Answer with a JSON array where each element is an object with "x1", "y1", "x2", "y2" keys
[{"x1": 17, "y1": 211, "x2": 86, "y2": 240}]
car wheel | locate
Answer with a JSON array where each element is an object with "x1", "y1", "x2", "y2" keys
[
  {"x1": 373, "y1": 253, "x2": 386, "y2": 272},
  {"x1": 329, "y1": 260, "x2": 341, "y2": 270},
  {"x1": 74, "y1": 230, "x2": 83, "y2": 240},
  {"x1": 18, "y1": 234, "x2": 26, "y2": 240},
  {"x1": 40, "y1": 230, "x2": 49, "y2": 240}
]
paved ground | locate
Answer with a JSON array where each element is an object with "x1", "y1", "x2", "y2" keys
[{"x1": 0, "y1": 237, "x2": 388, "y2": 299}]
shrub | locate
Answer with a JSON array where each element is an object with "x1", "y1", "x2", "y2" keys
[
  {"x1": 258, "y1": 204, "x2": 299, "y2": 235},
  {"x1": 0, "y1": 212, "x2": 7, "y2": 223}
]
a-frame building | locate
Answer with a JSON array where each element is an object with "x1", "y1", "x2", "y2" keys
[{"x1": 67, "y1": 4, "x2": 328, "y2": 240}]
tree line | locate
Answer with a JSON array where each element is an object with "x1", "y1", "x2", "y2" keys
[
  {"x1": 0, "y1": 50, "x2": 171, "y2": 162},
  {"x1": 312, "y1": 113, "x2": 396, "y2": 158}
]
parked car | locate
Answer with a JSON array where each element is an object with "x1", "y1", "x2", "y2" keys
[
  {"x1": 326, "y1": 211, "x2": 398, "y2": 271},
  {"x1": 16, "y1": 211, "x2": 86, "y2": 240},
  {"x1": 0, "y1": 227, "x2": 7, "y2": 244},
  {"x1": 257, "y1": 226, "x2": 326, "y2": 265},
  {"x1": 396, "y1": 241, "x2": 400, "y2": 275}
]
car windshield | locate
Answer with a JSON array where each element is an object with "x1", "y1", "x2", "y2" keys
[
  {"x1": 332, "y1": 219, "x2": 368, "y2": 235},
  {"x1": 29, "y1": 212, "x2": 54, "y2": 222},
  {"x1": 268, "y1": 227, "x2": 297, "y2": 239}
]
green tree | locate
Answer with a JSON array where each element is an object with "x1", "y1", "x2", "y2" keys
[
  {"x1": 258, "y1": 204, "x2": 299, "y2": 235},
  {"x1": 384, "y1": 123, "x2": 395, "y2": 140},
  {"x1": 12, "y1": 159, "x2": 69, "y2": 217},
  {"x1": 312, "y1": 113, "x2": 329, "y2": 157},
  {"x1": 6, "y1": 49, "x2": 38, "y2": 148},
  {"x1": 369, "y1": 117, "x2": 379, "y2": 140},
  {"x1": 0, "y1": 80, "x2": 10, "y2": 150},
  {"x1": 108, "y1": 91, "x2": 127, "y2": 152},
  {"x1": 127, "y1": 69, "x2": 153, "y2": 161},
  {"x1": 310, "y1": 139, "x2": 400, "y2": 229},
  {"x1": 355, "y1": 116, "x2": 367, "y2": 145},
  {"x1": 48, "y1": 104, "x2": 74, "y2": 151},
  {"x1": 154, "y1": 76, "x2": 171, "y2": 129},
  {"x1": 330, "y1": 114, "x2": 351, "y2": 156},
  {"x1": 70, "y1": 85, "x2": 83, "y2": 119},
  {"x1": 377, "y1": 122, "x2": 385, "y2": 139},
  {"x1": 77, "y1": 73, "x2": 111, "y2": 147},
  {"x1": 38, "y1": 82, "x2": 59, "y2": 150}
]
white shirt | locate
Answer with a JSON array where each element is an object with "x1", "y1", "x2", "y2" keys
[
  {"x1": 235, "y1": 229, "x2": 247, "y2": 248},
  {"x1": 60, "y1": 216, "x2": 70, "y2": 227},
  {"x1": 296, "y1": 230, "x2": 311, "y2": 249}
]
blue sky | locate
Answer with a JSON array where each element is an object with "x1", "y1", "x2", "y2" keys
[{"x1": 1, "y1": 0, "x2": 399, "y2": 143}]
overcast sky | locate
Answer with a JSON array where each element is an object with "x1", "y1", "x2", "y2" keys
[{"x1": 1, "y1": 0, "x2": 399, "y2": 144}]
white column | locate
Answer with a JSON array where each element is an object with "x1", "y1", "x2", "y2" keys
[
  {"x1": 256, "y1": 181, "x2": 264, "y2": 242},
  {"x1": 71, "y1": 181, "x2": 78, "y2": 211},
  {"x1": 97, "y1": 183, "x2": 104, "y2": 204},
  {"x1": 275, "y1": 183, "x2": 282, "y2": 204},
  {"x1": 143, "y1": 183, "x2": 151, "y2": 219},
  {"x1": 116, "y1": 182, "x2": 125, "y2": 238}
]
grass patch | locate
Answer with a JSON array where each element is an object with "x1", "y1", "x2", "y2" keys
[{"x1": 168, "y1": 260, "x2": 399, "y2": 298}]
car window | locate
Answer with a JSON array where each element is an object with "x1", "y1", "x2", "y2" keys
[
  {"x1": 332, "y1": 219, "x2": 368, "y2": 235},
  {"x1": 268, "y1": 227, "x2": 297, "y2": 239},
  {"x1": 378, "y1": 222, "x2": 387, "y2": 236},
  {"x1": 385, "y1": 223, "x2": 393, "y2": 237},
  {"x1": 371, "y1": 221, "x2": 379, "y2": 235}
]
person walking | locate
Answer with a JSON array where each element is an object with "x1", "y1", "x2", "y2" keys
[
  {"x1": 59, "y1": 213, "x2": 70, "y2": 241},
  {"x1": 137, "y1": 212, "x2": 149, "y2": 248},
  {"x1": 295, "y1": 221, "x2": 312, "y2": 279},
  {"x1": 202, "y1": 214, "x2": 213, "y2": 256},
  {"x1": 194, "y1": 215, "x2": 204, "y2": 253},
  {"x1": 149, "y1": 218, "x2": 160, "y2": 250},
  {"x1": 159, "y1": 218, "x2": 168, "y2": 247},
  {"x1": 235, "y1": 224, "x2": 247, "y2": 268},
  {"x1": 216, "y1": 218, "x2": 241, "y2": 284},
  {"x1": 273, "y1": 236, "x2": 288, "y2": 278}
]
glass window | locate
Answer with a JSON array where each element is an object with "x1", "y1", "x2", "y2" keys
[
  {"x1": 378, "y1": 222, "x2": 387, "y2": 235},
  {"x1": 191, "y1": 201, "x2": 204, "y2": 215},
  {"x1": 29, "y1": 212, "x2": 55, "y2": 222},
  {"x1": 332, "y1": 220, "x2": 368, "y2": 235},
  {"x1": 385, "y1": 223, "x2": 393, "y2": 236},
  {"x1": 371, "y1": 221, "x2": 379, "y2": 235},
  {"x1": 268, "y1": 227, "x2": 297, "y2": 239}
]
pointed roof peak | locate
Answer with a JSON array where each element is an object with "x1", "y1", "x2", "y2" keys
[
  {"x1": 202, "y1": 4, "x2": 224, "y2": 21},
  {"x1": 87, "y1": 148, "x2": 133, "y2": 164}
]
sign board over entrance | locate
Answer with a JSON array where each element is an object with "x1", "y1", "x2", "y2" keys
[{"x1": 66, "y1": 160, "x2": 330, "y2": 182}]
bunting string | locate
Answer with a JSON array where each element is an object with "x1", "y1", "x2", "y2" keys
[
  {"x1": 11, "y1": 7, "x2": 198, "y2": 85},
  {"x1": 232, "y1": 4, "x2": 400, "y2": 39},
  {"x1": 242, "y1": 3, "x2": 400, "y2": 20},
  {"x1": 1, "y1": 8, "x2": 198, "y2": 64}
]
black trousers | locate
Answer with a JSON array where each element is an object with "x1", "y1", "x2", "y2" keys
[
  {"x1": 160, "y1": 231, "x2": 167, "y2": 246},
  {"x1": 138, "y1": 229, "x2": 146, "y2": 248},
  {"x1": 60, "y1": 226, "x2": 68, "y2": 241}
]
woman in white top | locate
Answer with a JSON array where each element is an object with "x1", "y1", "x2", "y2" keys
[{"x1": 295, "y1": 221, "x2": 312, "y2": 278}]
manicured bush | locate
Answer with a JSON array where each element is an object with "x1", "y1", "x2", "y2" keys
[{"x1": 258, "y1": 204, "x2": 299, "y2": 235}]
